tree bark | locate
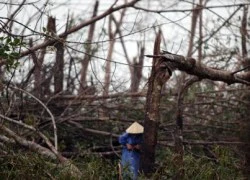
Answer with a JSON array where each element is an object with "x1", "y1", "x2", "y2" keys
[
  {"x1": 141, "y1": 31, "x2": 171, "y2": 174},
  {"x1": 51, "y1": 15, "x2": 66, "y2": 94},
  {"x1": 54, "y1": 40, "x2": 64, "y2": 94},
  {"x1": 103, "y1": 15, "x2": 115, "y2": 97},
  {"x1": 29, "y1": 38, "x2": 43, "y2": 97},
  {"x1": 198, "y1": 0, "x2": 203, "y2": 64},
  {"x1": 29, "y1": 16, "x2": 55, "y2": 97},
  {"x1": 240, "y1": 5, "x2": 250, "y2": 177},
  {"x1": 130, "y1": 46, "x2": 145, "y2": 93},
  {"x1": 187, "y1": 4, "x2": 201, "y2": 57},
  {"x1": 241, "y1": 6, "x2": 248, "y2": 62},
  {"x1": 79, "y1": 0, "x2": 99, "y2": 94},
  {"x1": 43, "y1": 16, "x2": 56, "y2": 96},
  {"x1": 173, "y1": 77, "x2": 200, "y2": 179}
]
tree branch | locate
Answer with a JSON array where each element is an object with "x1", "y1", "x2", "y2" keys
[
  {"x1": 10, "y1": 86, "x2": 58, "y2": 151},
  {"x1": 0, "y1": 113, "x2": 62, "y2": 160},
  {"x1": 146, "y1": 53, "x2": 250, "y2": 85},
  {"x1": 20, "y1": 0, "x2": 140, "y2": 58},
  {"x1": 0, "y1": 124, "x2": 57, "y2": 159}
]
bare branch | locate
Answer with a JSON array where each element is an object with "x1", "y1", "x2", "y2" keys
[
  {"x1": 133, "y1": 2, "x2": 248, "y2": 13},
  {"x1": 20, "y1": 0, "x2": 140, "y2": 58},
  {"x1": 0, "y1": 113, "x2": 61, "y2": 159},
  {"x1": 192, "y1": 5, "x2": 242, "y2": 54},
  {"x1": 10, "y1": 86, "x2": 58, "y2": 151},
  {"x1": 1, "y1": 0, "x2": 26, "y2": 32},
  {"x1": 0, "y1": 124, "x2": 57, "y2": 159},
  {"x1": 146, "y1": 53, "x2": 250, "y2": 85}
]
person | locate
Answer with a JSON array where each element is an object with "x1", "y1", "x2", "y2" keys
[{"x1": 119, "y1": 122, "x2": 144, "y2": 180}]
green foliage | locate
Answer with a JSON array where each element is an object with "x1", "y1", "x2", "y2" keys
[
  {"x1": 0, "y1": 151, "x2": 57, "y2": 180},
  {"x1": 0, "y1": 36, "x2": 24, "y2": 71},
  {"x1": 76, "y1": 156, "x2": 119, "y2": 179},
  {"x1": 152, "y1": 146, "x2": 244, "y2": 180},
  {"x1": 0, "y1": 144, "x2": 244, "y2": 179},
  {"x1": 0, "y1": 150, "x2": 119, "y2": 180}
]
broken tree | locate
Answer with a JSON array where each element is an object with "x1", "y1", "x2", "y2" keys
[{"x1": 141, "y1": 32, "x2": 250, "y2": 176}]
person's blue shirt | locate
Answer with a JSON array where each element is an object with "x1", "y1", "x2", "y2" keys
[{"x1": 119, "y1": 132, "x2": 143, "y2": 180}]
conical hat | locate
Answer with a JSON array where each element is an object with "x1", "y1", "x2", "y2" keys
[{"x1": 126, "y1": 122, "x2": 144, "y2": 134}]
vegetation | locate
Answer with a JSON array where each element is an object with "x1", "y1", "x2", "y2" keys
[
  {"x1": 0, "y1": 145, "x2": 243, "y2": 179},
  {"x1": 0, "y1": 0, "x2": 250, "y2": 179},
  {"x1": 0, "y1": 36, "x2": 23, "y2": 71}
]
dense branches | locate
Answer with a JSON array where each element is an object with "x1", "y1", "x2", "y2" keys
[{"x1": 0, "y1": 0, "x2": 250, "y2": 178}]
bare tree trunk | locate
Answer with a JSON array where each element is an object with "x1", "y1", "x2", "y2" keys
[
  {"x1": 130, "y1": 46, "x2": 145, "y2": 93},
  {"x1": 241, "y1": 6, "x2": 248, "y2": 64},
  {"x1": 116, "y1": 24, "x2": 145, "y2": 93},
  {"x1": 29, "y1": 38, "x2": 42, "y2": 97},
  {"x1": 0, "y1": 66, "x2": 3, "y2": 92},
  {"x1": 173, "y1": 77, "x2": 200, "y2": 179},
  {"x1": 103, "y1": 15, "x2": 115, "y2": 97},
  {"x1": 102, "y1": 9, "x2": 126, "y2": 99},
  {"x1": 240, "y1": 5, "x2": 250, "y2": 178},
  {"x1": 29, "y1": 16, "x2": 55, "y2": 97},
  {"x1": 141, "y1": 31, "x2": 171, "y2": 174},
  {"x1": 198, "y1": 0, "x2": 203, "y2": 64},
  {"x1": 43, "y1": 16, "x2": 56, "y2": 96},
  {"x1": 54, "y1": 40, "x2": 65, "y2": 94},
  {"x1": 79, "y1": 0, "x2": 99, "y2": 94},
  {"x1": 66, "y1": 56, "x2": 74, "y2": 93},
  {"x1": 187, "y1": 5, "x2": 201, "y2": 58},
  {"x1": 45, "y1": 16, "x2": 65, "y2": 95},
  {"x1": 172, "y1": 5, "x2": 202, "y2": 178}
]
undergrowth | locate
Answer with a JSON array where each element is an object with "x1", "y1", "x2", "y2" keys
[
  {"x1": 0, "y1": 146, "x2": 244, "y2": 179},
  {"x1": 150, "y1": 146, "x2": 244, "y2": 180}
]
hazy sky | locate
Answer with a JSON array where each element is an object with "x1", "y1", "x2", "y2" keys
[{"x1": 0, "y1": 0, "x2": 248, "y2": 90}]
